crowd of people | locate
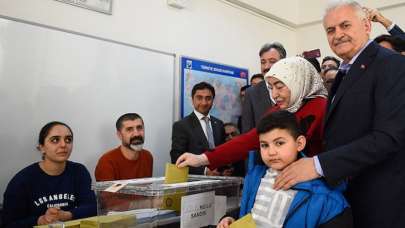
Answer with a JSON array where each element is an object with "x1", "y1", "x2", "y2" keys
[
  {"x1": 1, "y1": 1, "x2": 405, "y2": 228},
  {"x1": 177, "y1": 2, "x2": 405, "y2": 228}
]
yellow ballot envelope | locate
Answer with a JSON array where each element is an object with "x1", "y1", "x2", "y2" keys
[
  {"x1": 230, "y1": 213, "x2": 256, "y2": 228},
  {"x1": 162, "y1": 163, "x2": 189, "y2": 211},
  {"x1": 164, "y1": 163, "x2": 189, "y2": 184},
  {"x1": 34, "y1": 214, "x2": 135, "y2": 228},
  {"x1": 35, "y1": 220, "x2": 81, "y2": 228},
  {"x1": 80, "y1": 214, "x2": 136, "y2": 228}
]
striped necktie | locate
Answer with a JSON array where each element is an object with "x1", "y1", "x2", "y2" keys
[{"x1": 202, "y1": 116, "x2": 215, "y2": 149}]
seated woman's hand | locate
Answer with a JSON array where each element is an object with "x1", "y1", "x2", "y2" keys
[
  {"x1": 176, "y1": 152, "x2": 209, "y2": 168},
  {"x1": 217, "y1": 216, "x2": 235, "y2": 228},
  {"x1": 57, "y1": 210, "x2": 73, "y2": 221},
  {"x1": 37, "y1": 207, "x2": 59, "y2": 225}
]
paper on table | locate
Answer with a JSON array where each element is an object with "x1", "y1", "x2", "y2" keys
[
  {"x1": 164, "y1": 163, "x2": 189, "y2": 184},
  {"x1": 230, "y1": 213, "x2": 256, "y2": 228},
  {"x1": 104, "y1": 182, "x2": 127, "y2": 193}
]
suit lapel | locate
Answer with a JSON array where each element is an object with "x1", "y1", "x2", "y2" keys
[
  {"x1": 325, "y1": 42, "x2": 379, "y2": 125},
  {"x1": 258, "y1": 81, "x2": 272, "y2": 107},
  {"x1": 189, "y1": 112, "x2": 209, "y2": 148}
]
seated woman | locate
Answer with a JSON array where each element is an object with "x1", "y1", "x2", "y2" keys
[
  {"x1": 177, "y1": 57, "x2": 328, "y2": 171},
  {"x1": 2, "y1": 121, "x2": 97, "y2": 228}
]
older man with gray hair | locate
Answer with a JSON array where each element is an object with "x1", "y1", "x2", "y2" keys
[{"x1": 273, "y1": 1, "x2": 405, "y2": 227}]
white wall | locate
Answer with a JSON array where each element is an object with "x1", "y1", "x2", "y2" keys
[
  {"x1": 0, "y1": 0, "x2": 297, "y2": 117},
  {"x1": 1, "y1": 0, "x2": 403, "y2": 74},
  {"x1": 297, "y1": 2, "x2": 405, "y2": 59},
  {"x1": 0, "y1": 18, "x2": 176, "y2": 203},
  {"x1": 0, "y1": 0, "x2": 297, "y2": 196},
  {"x1": 235, "y1": 0, "x2": 300, "y2": 24},
  {"x1": 297, "y1": 0, "x2": 405, "y2": 25}
]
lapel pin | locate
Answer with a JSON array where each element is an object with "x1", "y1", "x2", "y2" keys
[{"x1": 360, "y1": 64, "x2": 366, "y2": 69}]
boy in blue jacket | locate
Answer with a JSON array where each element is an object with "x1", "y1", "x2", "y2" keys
[{"x1": 217, "y1": 110, "x2": 352, "y2": 228}]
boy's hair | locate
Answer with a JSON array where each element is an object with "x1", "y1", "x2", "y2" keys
[{"x1": 257, "y1": 110, "x2": 303, "y2": 138}]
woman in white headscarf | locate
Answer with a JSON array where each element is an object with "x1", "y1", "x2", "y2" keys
[{"x1": 176, "y1": 57, "x2": 328, "y2": 169}]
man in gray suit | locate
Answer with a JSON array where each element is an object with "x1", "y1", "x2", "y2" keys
[{"x1": 241, "y1": 42, "x2": 287, "y2": 133}]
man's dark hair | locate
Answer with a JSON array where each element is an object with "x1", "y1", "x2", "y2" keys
[
  {"x1": 116, "y1": 113, "x2": 143, "y2": 131},
  {"x1": 374, "y1": 34, "x2": 402, "y2": 53},
  {"x1": 250, "y1": 73, "x2": 264, "y2": 83},
  {"x1": 259, "y1": 42, "x2": 287, "y2": 59},
  {"x1": 240, "y1": 85, "x2": 250, "y2": 92},
  {"x1": 305, "y1": 57, "x2": 321, "y2": 73},
  {"x1": 322, "y1": 56, "x2": 341, "y2": 68},
  {"x1": 191, "y1": 81, "x2": 215, "y2": 98},
  {"x1": 224, "y1": 122, "x2": 239, "y2": 129},
  {"x1": 257, "y1": 110, "x2": 303, "y2": 139},
  {"x1": 224, "y1": 122, "x2": 240, "y2": 139}
]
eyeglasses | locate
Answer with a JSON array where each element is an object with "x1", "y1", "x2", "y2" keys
[
  {"x1": 324, "y1": 79, "x2": 335, "y2": 85},
  {"x1": 321, "y1": 64, "x2": 337, "y2": 71}
]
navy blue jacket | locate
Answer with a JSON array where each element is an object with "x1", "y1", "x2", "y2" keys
[
  {"x1": 2, "y1": 161, "x2": 97, "y2": 228},
  {"x1": 389, "y1": 24, "x2": 405, "y2": 41},
  {"x1": 240, "y1": 165, "x2": 349, "y2": 228},
  {"x1": 320, "y1": 41, "x2": 405, "y2": 228}
]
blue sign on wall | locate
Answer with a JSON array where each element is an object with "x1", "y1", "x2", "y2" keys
[{"x1": 180, "y1": 56, "x2": 249, "y2": 123}]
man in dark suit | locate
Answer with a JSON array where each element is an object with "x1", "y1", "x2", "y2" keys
[
  {"x1": 241, "y1": 42, "x2": 286, "y2": 133},
  {"x1": 387, "y1": 24, "x2": 404, "y2": 39},
  {"x1": 170, "y1": 82, "x2": 225, "y2": 175},
  {"x1": 364, "y1": 6, "x2": 404, "y2": 37},
  {"x1": 273, "y1": 2, "x2": 405, "y2": 228},
  {"x1": 364, "y1": 7, "x2": 405, "y2": 53}
]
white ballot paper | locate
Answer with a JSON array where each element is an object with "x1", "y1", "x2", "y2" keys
[{"x1": 180, "y1": 191, "x2": 215, "y2": 228}]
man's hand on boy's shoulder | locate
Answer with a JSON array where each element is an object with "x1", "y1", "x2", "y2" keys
[{"x1": 273, "y1": 157, "x2": 320, "y2": 190}]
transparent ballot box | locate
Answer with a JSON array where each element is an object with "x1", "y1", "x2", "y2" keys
[{"x1": 93, "y1": 175, "x2": 242, "y2": 227}]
